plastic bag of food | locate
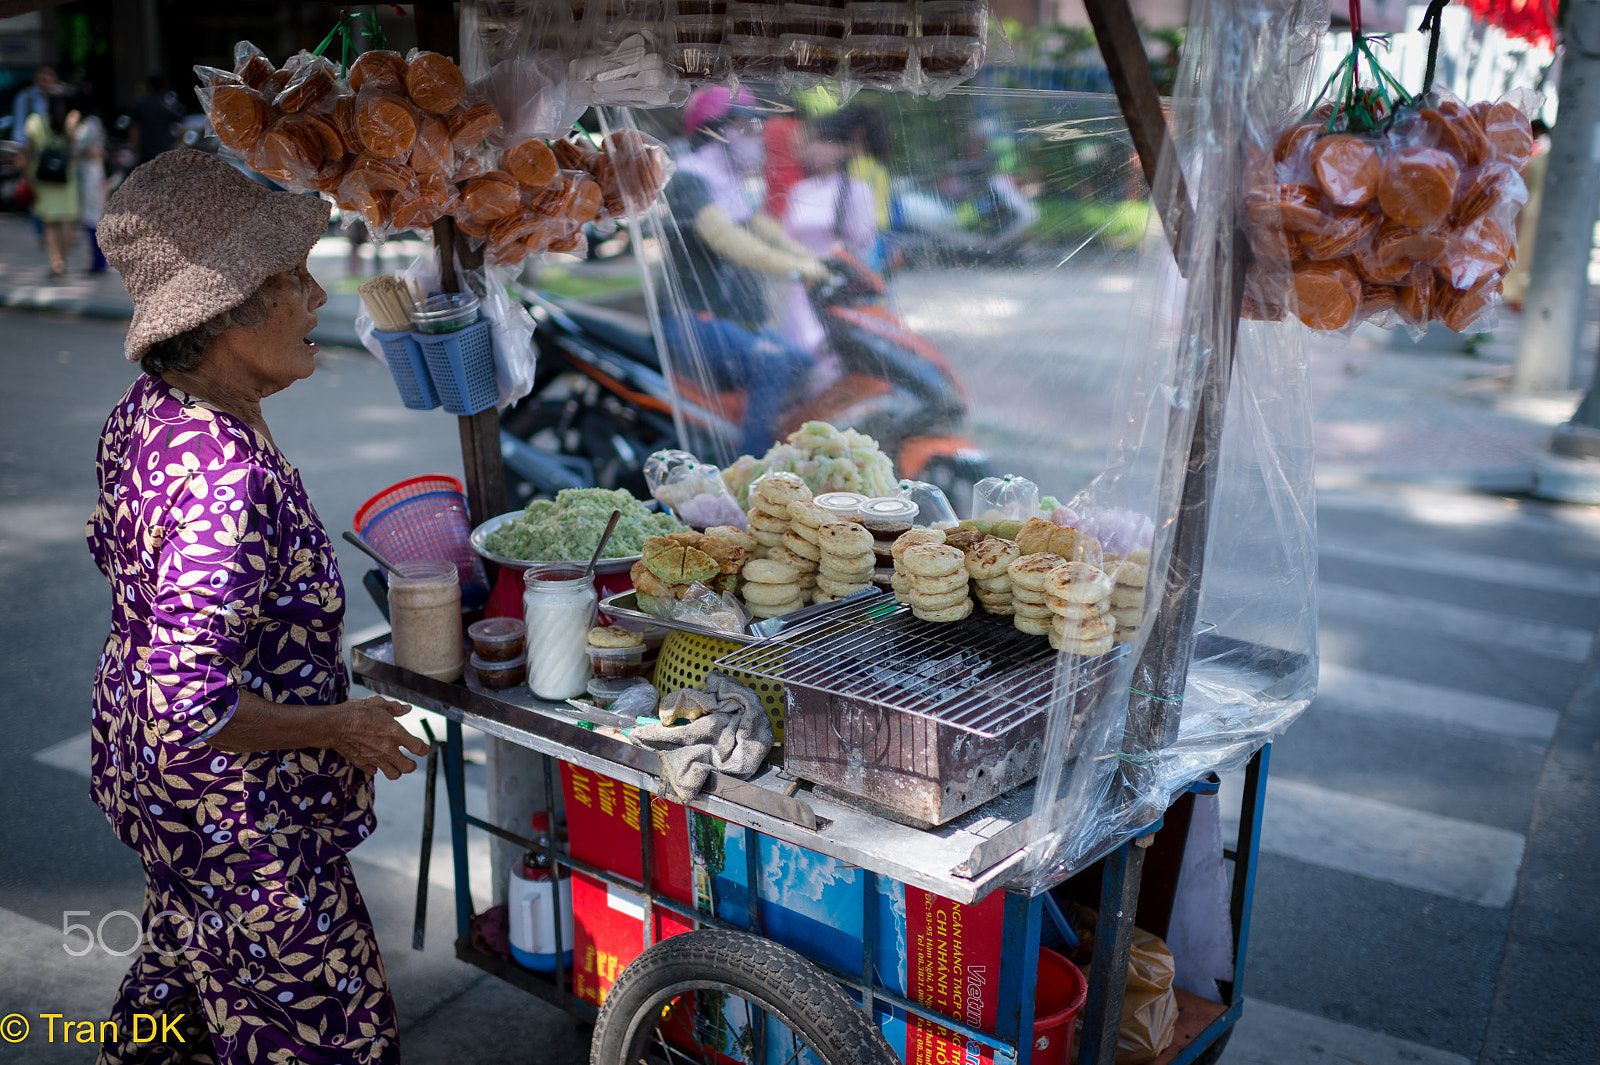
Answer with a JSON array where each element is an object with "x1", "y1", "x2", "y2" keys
[
  {"x1": 672, "y1": 582, "x2": 749, "y2": 633},
  {"x1": 197, "y1": 71, "x2": 273, "y2": 157},
  {"x1": 233, "y1": 40, "x2": 276, "y2": 91},
  {"x1": 601, "y1": 127, "x2": 674, "y2": 216},
  {"x1": 972, "y1": 474, "x2": 1040, "y2": 522},
  {"x1": 1241, "y1": 41, "x2": 1537, "y2": 338},
  {"x1": 446, "y1": 99, "x2": 503, "y2": 154},
  {"x1": 1116, "y1": 928, "x2": 1178, "y2": 1064},
  {"x1": 646, "y1": 450, "x2": 748, "y2": 530},
  {"x1": 276, "y1": 52, "x2": 340, "y2": 114},
  {"x1": 403, "y1": 48, "x2": 468, "y2": 115},
  {"x1": 349, "y1": 49, "x2": 407, "y2": 95}
]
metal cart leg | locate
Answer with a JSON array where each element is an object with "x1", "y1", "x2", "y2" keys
[
  {"x1": 1078, "y1": 837, "x2": 1148, "y2": 1065},
  {"x1": 443, "y1": 718, "x2": 474, "y2": 939},
  {"x1": 1228, "y1": 743, "x2": 1268, "y2": 1003},
  {"x1": 999, "y1": 892, "x2": 1046, "y2": 1065}
]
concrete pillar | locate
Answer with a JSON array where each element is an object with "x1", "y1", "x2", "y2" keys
[
  {"x1": 484, "y1": 737, "x2": 549, "y2": 906},
  {"x1": 1512, "y1": 0, "x2": 1600, "y2": 392}
]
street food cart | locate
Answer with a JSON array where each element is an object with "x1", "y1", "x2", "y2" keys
[
  {"x1": 249, "y1": 0, "x2": 1337, "y2": 1059},
  {"x1": 324, "y1": 0, "x2": 1324, "y2": 1055}
]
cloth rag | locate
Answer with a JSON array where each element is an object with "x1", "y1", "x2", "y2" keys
[{"x1": 630, "y1": 673, "x2": 773, "y2": 802}]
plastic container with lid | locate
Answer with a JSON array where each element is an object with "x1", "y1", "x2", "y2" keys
[
  {"x1": 468, "y1": 616, "x2": 525, "y2": 661},
  {"x1": 848, "y1": 1, "x2": 913, "y2": 35},
  {"x1": 846, "y1": 36, "x2": 914, "y2": 81},
  {"x1": 411, "y1": 291, "x2": 481, "y2": 334},
  {"x1": 917, "y1": 0, "x2": 986, "y2": 38},
  {"x1": 917, "y1": 34, "x2": 984, "y2": 79},
  {"x1": 389, "y1": 559, "x2": 464, "y2": 682},
  {"x1": 470, "y1": 651, "x2": 528, "y2": 689},
  {"x1": 858, "y1": 496, "x2": 919, "y2": 534},
  {"x1": 782, "y1": 35, "x2": 843, "y2": 75},
  {"x1": 898, "y1": 479, "x2": 959, "y2": 528},
  {"x1": 783, "y1": 4, "x2": 848, "y2": 36},
  {"x1": 586, "y1": 643, "x2": 647, "y2": 679},
  {"x1": 587, "y1": 676, "x2": 639, "y2": 708},
  {"x1": 674, "y1": 14, "x2": 727, "y2": 43},
  {"x1": 813, "y1": 490, "x2": 868, "y2": 522}
]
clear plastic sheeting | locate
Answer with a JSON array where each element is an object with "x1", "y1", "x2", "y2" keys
[
  {"x1": 609, "y1": 0, "x2": 1321, "y2": 894},
  {"x1": 1014, "y1": 0, "x2": 1325, "y2": 892}
]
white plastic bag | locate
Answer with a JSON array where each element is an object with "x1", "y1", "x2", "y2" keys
[{"x1": 465, "y1": 263, "x2": 538, "y2": 407}]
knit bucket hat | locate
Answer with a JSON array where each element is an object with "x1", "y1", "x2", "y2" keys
[{"x1": 99, "y1": 149, "x2": 331, "y2": 362}]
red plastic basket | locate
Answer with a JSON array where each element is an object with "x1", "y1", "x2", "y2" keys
[{"x1": 353, "y1": 475, "x2": 489, "y2": 601}]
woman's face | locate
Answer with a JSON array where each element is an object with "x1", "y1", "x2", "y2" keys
[
  {"x1": 800, "y1": 130, "x2": 848, "y2": 175},
  {"x1": 223, "y1": 258, "x2": 327, "y2": 398}
]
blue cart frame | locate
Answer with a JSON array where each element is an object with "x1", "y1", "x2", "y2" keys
[{"x1": 353, "y1": 642, "x2": 1271, "y2": 1065}]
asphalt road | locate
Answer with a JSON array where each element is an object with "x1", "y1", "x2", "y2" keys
[{"x1": 1, "y1": 304, "x2": 1597, "y2": 1065}]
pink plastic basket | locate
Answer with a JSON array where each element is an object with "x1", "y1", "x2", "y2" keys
[{"x1": 353, "y1": 475, "x2": 489, "y2": 601}]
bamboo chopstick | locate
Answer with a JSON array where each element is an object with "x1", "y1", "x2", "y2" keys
[{"x1": 358, "y1": 275, "x2": 419, "y2": 333}]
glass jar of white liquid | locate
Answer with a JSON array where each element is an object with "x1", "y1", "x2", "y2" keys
[
  {"x1": 389, "y1": 559, "x2": 464, "y2": 682},
  {"x1": 523, "y1": 564, "x2": 597, "y2": 700}
]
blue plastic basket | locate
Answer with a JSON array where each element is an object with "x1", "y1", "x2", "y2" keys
[
  {"x1": 414, "y1": 318, "x2": 497, "y2": 416},
  {"x1": 374, "y1": 328, "x2": 439, "y2": 410}
]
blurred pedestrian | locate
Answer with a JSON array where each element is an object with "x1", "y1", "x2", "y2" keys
[
  {"x1": 73, "y1": 89, "x2": 108, "y2": 273},
  {"x1": 127, "y1": 72, "x2": 184, "y2": 165},
  {"x1": 9, "y1": 64, "x2": 56, "y2": 138},
  {"x1": 24, "y1": 92, "x2": 80, "y2": 278}
]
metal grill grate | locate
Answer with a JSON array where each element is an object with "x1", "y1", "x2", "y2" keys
[{"x1": 716, "y1": 593, "x2": 1124, "y2": 739}]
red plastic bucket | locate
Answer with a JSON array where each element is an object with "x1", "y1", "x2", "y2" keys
[{"x1": 1032, "y1": 947, "x2": 1089, "y2": 1065}]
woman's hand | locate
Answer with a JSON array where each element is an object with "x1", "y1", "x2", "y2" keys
[{"x1": 330, "y1": 696, "x2": 433, "y2": 780}]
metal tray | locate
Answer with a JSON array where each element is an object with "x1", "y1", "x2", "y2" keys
[
  {"x1": 470, "y1": 510, "x2": 641, "y2": 574},
  {"x1": 599, "y1": 589, "x2": 766, "y2": 644},
  {"x1": 601, "y1": 585, "x2": 889, "y2": 642}
]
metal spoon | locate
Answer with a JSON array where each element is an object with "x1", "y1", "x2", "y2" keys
[
  {"x1": 584, "y1": 510, "x2": 623, "y2": 582},
  {"x1": 343, "y1": 530, "x2": 402, "y2": 575}
]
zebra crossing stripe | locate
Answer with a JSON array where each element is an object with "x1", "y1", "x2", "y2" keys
[
  {"x1": 1319, "y1": 538, "x2": 1600, "y2": 596},
  {"x1": 1220, "y1": 776, "x2": 1525, "y2": 907},
  {"x1": 1320, "y1": 582, "x2": 1594, "y2": 662},
  {"x1": 1316, "y1": 663, "x2": 1559, "y2": 746}
]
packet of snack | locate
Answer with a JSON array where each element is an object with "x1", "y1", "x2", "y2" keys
[
  {"x1": 672, "y1": 582, "x2": 750, "y2": 634},
  {"x1": 645, "y1": 450, "x2": 748, "y2": 531}
]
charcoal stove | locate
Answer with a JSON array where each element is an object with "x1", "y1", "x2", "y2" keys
[{"x1": 715, "y1": 595, "x2": 1126, "y2": 826}]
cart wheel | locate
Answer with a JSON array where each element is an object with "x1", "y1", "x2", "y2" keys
[{"x1": 589, "y1": 929, "x2": 899, "y2": 1065}]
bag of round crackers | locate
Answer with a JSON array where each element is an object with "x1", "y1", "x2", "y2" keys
[{"x1": 1242, "y1": 75, "x2": 1538, "y2": 337}]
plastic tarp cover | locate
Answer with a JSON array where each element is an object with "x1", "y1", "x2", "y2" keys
[{"x1": 602, "y1": 0, "x2": 1323, "y2": 893}]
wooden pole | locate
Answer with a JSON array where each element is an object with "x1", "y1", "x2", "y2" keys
[
  {"x1": 414, "y1": 1, "x2": 506, "y2": 528},
  {"x1": 1083, "y1": 0, "x2": 1192, "y2": 269}
]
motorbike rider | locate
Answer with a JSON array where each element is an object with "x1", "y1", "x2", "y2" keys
[
  {"x1": 660, "y1": 87, "x2": 830, "y2": 457},
  {"x1": 779, "y1": 109, "x2": 880, "y2": 355}
]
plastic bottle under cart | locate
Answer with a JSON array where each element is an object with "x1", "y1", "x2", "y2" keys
[{"x1": 507, "y1": 811, "x2": 574, "y2": 972}]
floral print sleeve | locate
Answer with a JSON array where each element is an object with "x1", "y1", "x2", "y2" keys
[
  {"x1": 142, "y1": 437, "x2": 279, "y2": 747},
  {"x1": 88, "y1": 374, "x2": 372, "y2": 884}
]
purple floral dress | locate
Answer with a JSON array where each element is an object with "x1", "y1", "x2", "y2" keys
[{"x1": 87, "y1": 373, "x2": 397, "y2": 1064}]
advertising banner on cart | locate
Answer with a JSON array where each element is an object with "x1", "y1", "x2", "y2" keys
[{"x1": 561, "y1": 765, "x2": 1017, "y2": 1061}]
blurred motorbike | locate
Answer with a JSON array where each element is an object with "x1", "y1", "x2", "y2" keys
[
  {"x1": 890, "y1": 165, "x2": 1040, "y2": 265},
  {"x1": 499, "y1": 251, "x2": 990, "y2": 511}
]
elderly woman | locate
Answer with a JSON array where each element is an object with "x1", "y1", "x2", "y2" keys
[{"x1": 87, "y1": 150, "x2": 427, "y2": 1065}]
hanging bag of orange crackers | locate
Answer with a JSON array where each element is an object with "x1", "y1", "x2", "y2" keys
[{"x1": 1241, "y1": 0, "x2": 1538, "y2": 337}]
